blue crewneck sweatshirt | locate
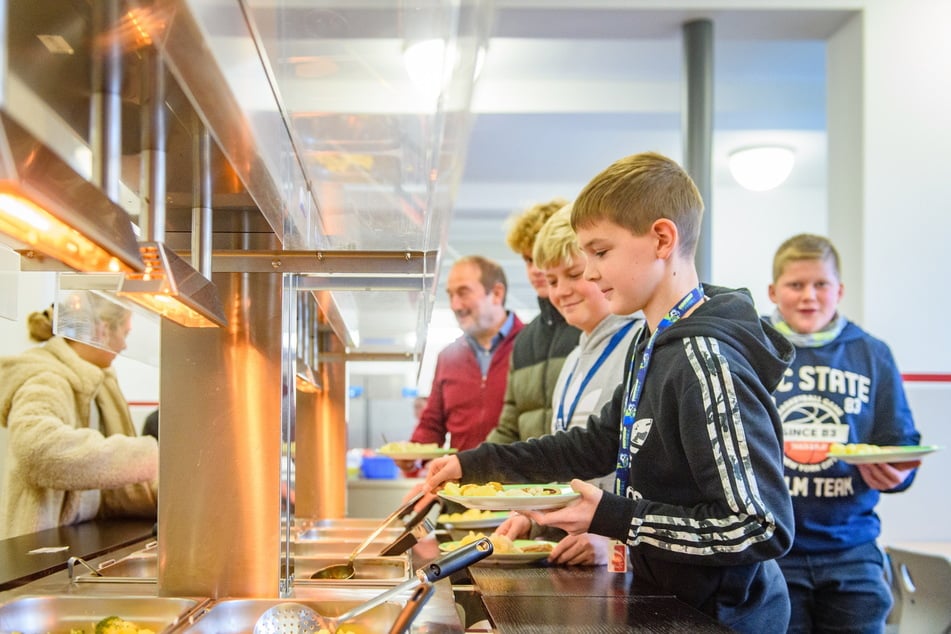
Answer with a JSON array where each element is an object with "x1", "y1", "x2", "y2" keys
[{"x1": 770, "y1": 318, "x2": 920, "y2": 554}]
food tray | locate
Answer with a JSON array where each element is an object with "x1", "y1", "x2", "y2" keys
[
  {"x1": 0, "y1": 595, "x2": 203, "y2": 633},
  {"x1": 294, "y1": 555, "x2": 410, "y2": 586},
  {"x1": 179, "y1": 594, "x2": 407, "y2": 633}
]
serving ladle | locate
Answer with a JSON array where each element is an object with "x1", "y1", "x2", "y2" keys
[
  {"x1": 254, "y1": 537, "x2": 492, "y2": 634},
  {"x1": 310, "y1": 490, "x2": 426, "y2": 580}
]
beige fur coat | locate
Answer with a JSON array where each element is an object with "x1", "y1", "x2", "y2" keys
[{"x1": 0, "y1": 336, "x2": 157, "y2": 539}]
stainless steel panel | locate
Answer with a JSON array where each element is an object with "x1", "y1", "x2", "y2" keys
[
  {"x1": 294, "y1": 556, "x2": 410, "y2": 586},
  {"x1": 293, "y1": 540, "x2": 393, "y2": 558},
  {"x1": 0, "y1": 596, "x2": 201, "y2": 633},
  {"x1": 159, "y1": 266, "x2": 283, "y2": 598},
  {"x1": 296, "y1": 527, "x2": 405, "y2": 541}
]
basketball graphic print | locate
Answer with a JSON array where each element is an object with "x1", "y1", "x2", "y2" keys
[{"x1": 778, "y1": 395, "x2": 849, "y2": 468}]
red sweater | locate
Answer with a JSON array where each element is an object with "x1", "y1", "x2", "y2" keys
[{"x1": 412, "y1": 316, "x2": 524, "y2": 451}]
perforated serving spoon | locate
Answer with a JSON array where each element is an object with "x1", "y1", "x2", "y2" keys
[{"x1": 254, "y1": 537, "x2": 492, "y2": 634}]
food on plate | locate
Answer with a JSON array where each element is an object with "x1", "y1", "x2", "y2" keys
[
  {"x1": 456, "y1": 531, "x2": 554, "y2": 555},
  {"x1": 827, "y1": 443, "x2": 886, "y2": 456},
  {"x1": 438, "y1": 508, "x2": 505, "y2": 523},
  {"x1": 378, "y1": 441, "x2": 441, "y2": 453},
  {"x1": 94, "y1": 616, "x2": 156, "y2": 634},
  {"x1": 441, "y1": 481, "x2": 559, "y2": 498}
]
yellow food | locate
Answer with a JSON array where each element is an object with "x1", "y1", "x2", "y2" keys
[
  {"x1": 827, "y1": 443, "x2": 887, "y2": 455},
  {"x1": 438, "y1": 508, "x2": 503, "y2": 523},
  {"x1": 454, "y1": 531, "x2": 554, "y2": 555},
  {"x1": 441, "y1": 482, "x2": 558, "y2": 497},
  {"x1": 379, "y1": 441, "x2": 440, "y2": 453}
]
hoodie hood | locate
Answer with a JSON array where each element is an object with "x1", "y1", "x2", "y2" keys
[
  {"x1": 662, "y1": 284, "x2": 795, "y2": 392},
  {"x1": 0, "y1": 336, "x2": 104, "y2": 428}
]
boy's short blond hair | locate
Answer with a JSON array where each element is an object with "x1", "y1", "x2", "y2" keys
[
  {"x1": 772, "y1": 233, "x2": 841, "y2": 282},
  {"x1": 532, "y1": 204, "x2": 579, "y2": 270},
  {"x1": 505, "y1": 197, "x2": 569, "y2": 255},
  {"x1": 570, "y1": 152, "x2": 703, "y2": 257}
]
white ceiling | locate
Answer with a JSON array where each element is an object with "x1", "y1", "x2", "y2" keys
[{"x1": 441, "y1": 2, "x2": 852, "y2": 317}]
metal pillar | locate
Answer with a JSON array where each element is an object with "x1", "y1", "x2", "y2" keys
[{"x1": 682, "y1": 19, "x2": 713, "y2": 282}]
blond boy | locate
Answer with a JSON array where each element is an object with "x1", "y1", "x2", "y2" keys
[{"x1": 421, "y1": 152, "x2": 795, "y2": 632}]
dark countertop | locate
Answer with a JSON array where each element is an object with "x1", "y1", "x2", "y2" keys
[
  {"x1": 467, "y1": 562, "x2": 733, "y2": 633},
  {"x1": 0, "y1": 519, "x2": 155, "y2": 591}
]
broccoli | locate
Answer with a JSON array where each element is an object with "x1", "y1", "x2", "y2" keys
[{"x1": 93, "y1": 616, "x2": 154, "y2": 634}]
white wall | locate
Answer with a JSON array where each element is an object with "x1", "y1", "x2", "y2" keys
[{"x1": 856, "y1": 0, "x2": 951, "y2": 542}]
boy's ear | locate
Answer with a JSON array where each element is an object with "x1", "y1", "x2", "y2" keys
[{"x1": 651, "y1": 218, "x2": 678, "y2": 259}]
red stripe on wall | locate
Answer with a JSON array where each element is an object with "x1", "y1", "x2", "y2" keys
[
  {"x1": 128, "y1": 401, "x2": 160, "y2": 407},
  {"x1": 902, "y1": 374, "x2": 951, "y2": 383}
]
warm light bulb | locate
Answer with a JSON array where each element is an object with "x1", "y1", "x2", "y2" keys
[{"x1": 728, "y1": 146, "x2": 795, "y2": 192}]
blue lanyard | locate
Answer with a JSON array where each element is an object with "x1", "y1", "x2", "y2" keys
[
  {"x1": 556, "y1": 320, "x2": 637, "y2": 432},
  {"x1": 615, "y1": 287, "x2": 705, "y2": 496}
]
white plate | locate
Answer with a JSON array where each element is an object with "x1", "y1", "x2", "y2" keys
[
  {"x1": 437, "y1": 484, "x2": 580, "y2": 511},
  {"x1": 439, "y1": 540, "x2": 555, "y2": 564},
  {"x1": 376, "y1": 448, "x2": 457, "y2": 461},
  {"x1": 438, "y1": 512, "x2": 510, "y2": 530},
  {"x1": 829, "y1": 445, "x2": 941, "y2": 465}
]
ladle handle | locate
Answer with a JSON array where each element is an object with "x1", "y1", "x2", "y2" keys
[
  {"x1": 387, "y1": 582, "x2": 435, "y2": 634},
  {"x1": 419, "y1": 536, "x2": 492, "y2": 583},
  {"x1": 333, "y1": 537, "x2": 493, "y2": 625}
]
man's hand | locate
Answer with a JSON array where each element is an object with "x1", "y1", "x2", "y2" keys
[
  {"x1": 522, "y1": 479, "x2": 601, "y2": 536},
  {"x1": 856, "y1": 460, "x2": 920, "y2": 491}
]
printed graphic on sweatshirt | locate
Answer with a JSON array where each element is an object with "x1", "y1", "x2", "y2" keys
[{"x1": 778, "y1": 394, "x2": 849, "y2": 472}]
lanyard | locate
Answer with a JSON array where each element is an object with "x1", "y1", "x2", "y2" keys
[
  {"x1": 615, "y1": 286, "x2": 705, "y2": 496},
  {"x1": 556, "y1": 320, "x2": 637, "y2": 432}
]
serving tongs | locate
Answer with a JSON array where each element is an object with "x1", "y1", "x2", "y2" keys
[
  {"x1": 255, "y1": 536, "x2": 492, "y2": 634},
  {"x1": 310, "y1": 490, "x2": 438, "y2": 580}
]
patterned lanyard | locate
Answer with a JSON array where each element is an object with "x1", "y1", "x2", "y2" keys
[
  {"x1": 556, "y1": 320, "x2": 636, "y2": 432},
  {"x1": 615, "y1": 286, "x2": 705, "y2": 496}
]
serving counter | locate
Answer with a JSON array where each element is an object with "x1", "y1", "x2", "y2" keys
[{"x1": 1, "y1": 520, "x2": 731, "y2": 632}]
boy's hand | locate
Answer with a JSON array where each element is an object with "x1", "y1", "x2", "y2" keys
[
  {"x1": 522, "y1": 479, "x2": 601, "y2": 536},
  {"x1": 495, "y1": 513, "x2": 531, "y2": 540},
  {"x1": 402, "y1": 455, "x2": 462, "y2": 504},
  {"x1": 422, "y1": 455, "x2": 462, "y2": 491},
  {"x1": 856, "y1": 460, "x2": 920, "y2": 491},
  {"x1": 548, "y1": 532, "x2": 611, "y2": 566}
]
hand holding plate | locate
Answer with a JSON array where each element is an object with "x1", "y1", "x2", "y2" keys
[{"x1": 522, "y1": 478, "x2": 600, "y2": 536}]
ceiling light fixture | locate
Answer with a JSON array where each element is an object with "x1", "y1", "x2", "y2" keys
[
  {"x1": 728, "y1": 146, "x2": 796, "y2": 192},
  {"x1": 403, "y1": 39, "x2": 485, "y2": 108}
]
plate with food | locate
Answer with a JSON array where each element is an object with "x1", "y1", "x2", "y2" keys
[
  {"x1": 439, "y1": 532, "x2": 556, "y2": 564},
  {"x1": 438, "y1": 508, "x2": 511, "y2": 530},
  {"x1": 376, "y1": 441, "x2": 458, "y2": 461},
  {"x1": 826, "y1": 443, "x2": 942, "y2": 465},
  {"x1": 437, "y1": 481, "x2": 580, "y2": 511}
]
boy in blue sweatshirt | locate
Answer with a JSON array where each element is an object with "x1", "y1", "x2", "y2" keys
[
  {"x1": 767, "y1": 233, "x2": 921, "y2": 634},
  {"x1": 419, "y1": 152, "x2": 796, "y2": 632}
]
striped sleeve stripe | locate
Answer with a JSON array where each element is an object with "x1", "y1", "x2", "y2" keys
[{"x1": 625, "y1": 336, "x2": 776, "y2": 554}]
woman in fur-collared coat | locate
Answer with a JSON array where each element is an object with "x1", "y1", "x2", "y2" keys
[{"x1": 0, "y1": 299, "x2": 157, "y2": 539}]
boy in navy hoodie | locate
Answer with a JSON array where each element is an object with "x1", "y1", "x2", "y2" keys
[
  {"x1": 767, "y1": 233, "x2": 921, "y2": 634},
  {"x1": 419, "y1": 152, "x2": 796, "y2": 632}
]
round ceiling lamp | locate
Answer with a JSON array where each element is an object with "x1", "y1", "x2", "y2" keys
[{"x1": 728, "y1": 146, "x2": 796, "y2": 192}]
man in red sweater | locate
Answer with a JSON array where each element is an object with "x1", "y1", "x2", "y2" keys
[{"x1": 403, "y1": 255, "x2": 523, "y2": 467}]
